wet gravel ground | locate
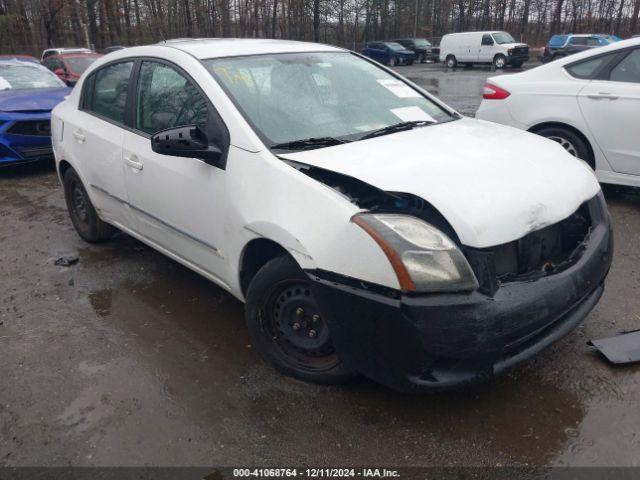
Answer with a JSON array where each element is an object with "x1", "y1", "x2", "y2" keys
[{"x1": 2, "y1": 62, "x2": 640, "y2": 468}]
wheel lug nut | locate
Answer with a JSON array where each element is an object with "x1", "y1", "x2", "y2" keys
[
  {"x1": 312, "y1": 314, "x2": 320, "y2": 323},
  {"x1": 296, "y1": 307, "x2": 304, "y2": 316},
  {"x1": 308, "y1": 329, "x2": 317, "y2": 338},
  {"x1": 292, "y1": 322, "x2": 301, "y2": 331}
]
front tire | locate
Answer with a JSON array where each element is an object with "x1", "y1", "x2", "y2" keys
[
  {"x1": 493, "y1": 54, "x2": 507, "y2": 69},
  {"x1": 63, "y1": 168, "x2": 116, "y2": 243},
  {"x1": 245, "y1": 255, "x2": 353, "y2": 385},
  {"x1": 535, "y1": 126, "x2": 594, "y2": 168},
  {"x1": 446, "y1": 55, "x2": 457, "y2": 68}
]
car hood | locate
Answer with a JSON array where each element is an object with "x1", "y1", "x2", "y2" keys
[
  {"x1": 0, "y1": 87, "x2": 70, "y2": 113},
  {"x1": 279, "y1": 118, "x2": 600, "y2": 248}
]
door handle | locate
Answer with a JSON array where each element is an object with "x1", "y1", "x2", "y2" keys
[
  {"x1": 73, "y1": 130, "x2": 86, "y2": 143},
  {"x1": 587, "y1": 93, "x2": 619, "y2": 100},
  {"x1": 125, "y1": 155, "x2": 143, "y2": 171}
]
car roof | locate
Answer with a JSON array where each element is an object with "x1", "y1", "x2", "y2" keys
[
  {"x1": 49, "y1": 52, "x2": 102, "y2": 59},
  {"x1": 157, "y1": 38, "x2": 344, "y2": 59},
  {"x1": 444, "y1": 31, "x2": 507, "y2": 35}
]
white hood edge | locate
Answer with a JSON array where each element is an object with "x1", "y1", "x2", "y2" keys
[{"x1": 280, "y1": 118, "x2": 600, "y2": 248}]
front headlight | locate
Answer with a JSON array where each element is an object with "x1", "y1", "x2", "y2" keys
[{"x1": 352, "y1": 213, "x2": 479, "y2": 293}]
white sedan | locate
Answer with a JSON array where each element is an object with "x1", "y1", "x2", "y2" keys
[
  {"x1": 477, "y1": 37, "x2": 640, "y2": 187},
  {"x1": 51, "y1": 39, "x2": 612, "y2": 391}
]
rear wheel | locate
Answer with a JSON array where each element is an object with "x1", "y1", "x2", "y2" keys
[
  {"x1": 245, "y1": 255, "x2": 353, "y2": 384},
  {"x1": 63, "y1": 168, "x2": 116, "y2": 242},
  {"x1": 535, "y1": 126, "x2": 594, "y2": 168},
  {"x1": 493, "y1": 54, "x2": 507, "y2": 69},
  {"x1": 446, "y1": 55, "x2": 457, "y2": 68}
]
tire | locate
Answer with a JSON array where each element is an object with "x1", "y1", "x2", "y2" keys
[
  {"x1": 407, "y1": 59, "x2": 414, "y2": 66},
  {"x1": 388, "y1": 56, "x2": 396, "y2": 67},
  {"x1": 419, "y1": 54, "x2": 426, "y2": 63},
  {"x1": 245, "y1": 255, "x2": 353, "y2": 385},
  {"x1": 535, "y1": 126, "x2": 594, "y2": 168},
  {"x1": 446, "y1": 55, "x2": 457, "y2": 68},
  {"x1": 493, "y1": 54, "x2": 507, "y2": 69},
  {"x1": 63, "y1": 167, "x2": 116, "y2": 242}
]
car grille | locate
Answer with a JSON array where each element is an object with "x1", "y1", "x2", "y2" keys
[
  {"x1": 464, "y1": 199, "x2": 592, "y2": 296},
  {"x1": 512, "y1": 46, "x2": 529, "y2": 56},
  {"x1": 6, "y1": 120, "x2": 51, "y2": 137},
  {"x1": 15, "y1": 145, "x2": 53, "y2": 159}
]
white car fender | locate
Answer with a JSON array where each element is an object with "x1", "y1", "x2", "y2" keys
[{"x1": 222, "y1": 148, "x2": 401, "y2": 298}]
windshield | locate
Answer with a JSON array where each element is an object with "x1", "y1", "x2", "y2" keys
[
  {"x1": 492, "y1": 32, "x2": 516, "y2": 44},
  {"x1": 0, "y1": 62, "x2": 64, "y2": 90},
  {"x1": 65, "y1": 56, "x2": 99, "y2": 74},
  {"x1": 414, "y1": 39, "x2": 431, "y2": 47},
  {"x1": 203, "y1": 52, "x2": 454, "y2": 148}
]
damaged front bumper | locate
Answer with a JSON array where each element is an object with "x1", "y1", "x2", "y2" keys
[{"x1": 310, "y1": 193, "x2": 613, "y2": 392}]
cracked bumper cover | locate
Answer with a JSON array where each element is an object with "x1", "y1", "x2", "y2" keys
[{"x1": 310, "y1": 193, "x2": 613, "y2": 392}]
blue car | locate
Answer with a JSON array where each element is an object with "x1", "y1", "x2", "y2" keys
[
  {"x1": 0, "y1": 59, "x2": 71, "y2": 167},
  {"x1": 361, "y1": 41, "x2": 416, "y2": 66}
]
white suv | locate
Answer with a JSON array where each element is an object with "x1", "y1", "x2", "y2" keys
[
  {"x1": 51, "y1": 39, "x2": 612, "y2": 392},
  {"x1": 477, "y1": 37, "x2": 640, "y2": 187}
]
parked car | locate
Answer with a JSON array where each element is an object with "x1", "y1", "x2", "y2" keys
[
  {"x1": 0, "y1": 59, "x2": 70, "y2": 167},
  {"x1": 41, "y1": 47, "x2": 92, "y2": 61},
  {"x1": 0, "y1": 55, "x2": 39, "y2": 63},
  {"x1": 477, "y1": 37, "x2": 640, "y2": 188},
  {"x1": 539, "y1": 34, "x2": 610, "y2": 63},
  {"x1": 439, "y1": 31, "x2": 529, "y2": 68},
  {"x1": 394, "y1": 38, "x2": 439, "y2": 63},
  {"x1": 42, "y1": 53, "x2": 102, "y2": 86},
  {"x1": 361, "y1": 41, "x2": 415, "y2": 66},
  {"x1": 52, "y1": 39, "x2": 612, "y2": 392}
]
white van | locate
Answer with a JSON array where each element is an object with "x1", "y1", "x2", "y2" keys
[{"x1": 439, "y1": 31, "x2": 529, "y2": 68}]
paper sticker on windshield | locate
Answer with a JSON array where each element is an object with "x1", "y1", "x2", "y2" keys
[
  {"x1": 390, "y1": 106, "x2": 435, "y2": 122},
  {"x1": 0, "y1": 77, "x2": 11, "y2": 90},
  {"x1": 377, "y1": 79, "x2": 420, "y2": 98}
]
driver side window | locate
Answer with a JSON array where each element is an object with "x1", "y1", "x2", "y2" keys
[
  {"x1": 136, "y1": 61, "x2": 208, "y2": 135},
  {"x1": 482, "y1": 34, "x2": 493, "y2": 46}
]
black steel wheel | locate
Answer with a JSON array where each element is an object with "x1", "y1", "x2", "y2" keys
[
  {"x1": 245, "y1": 255, "x2": 353, "y2": 384},
  {"x1": 63, "y1": 167, "x2": 116, "y2": 242}
]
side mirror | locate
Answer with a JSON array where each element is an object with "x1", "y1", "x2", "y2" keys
[
  {"x1": 53, "y1": 68, "x2": 65, "y2": 79},
  {"x1": 151, "y1": 125, "x2": 223, "y2": 168}
]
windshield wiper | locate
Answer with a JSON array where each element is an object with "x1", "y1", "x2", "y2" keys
[
  {"x1": 359, "y1": 120, "x2": 434, "y2": 140},
  {"x1": 270, "y1": 137, "x2": 348, "y2": 151}
]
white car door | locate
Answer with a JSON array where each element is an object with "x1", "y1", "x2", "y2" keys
[
  {"x1": 65, "y1": 60, "x2": 135, "y2": 229},
  {"x1": 578, "y1": 48, "x2": 640, "y2": 176},
  {"x1": 478, "y1": 34, "x2": 495, "y2": 63},
  {"x1": 121, "y1": 59, "x2": 231, "y2": 286}
]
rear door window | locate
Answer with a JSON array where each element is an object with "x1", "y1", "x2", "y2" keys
[
  {"x1": 609, "y1": 49, "x2": 640, "y2": 83},
  {"x1": 84, "y1": 61, "x2": 134, "y2": 124},
  {"x1": 570, "y1": 37, "x2": 588, "y2": 46}
]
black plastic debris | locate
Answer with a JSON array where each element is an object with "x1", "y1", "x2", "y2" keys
[
  {"x1": 54, "y1": 255, "x2": 79, "y2": 267},
  {"x1": 588, "y1": 330, "x2": 640, "y2": 364}
]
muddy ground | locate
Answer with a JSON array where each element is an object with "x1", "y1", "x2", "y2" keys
[{"x1": 1, "y1": 62, "x2": 640, "y2": 468}]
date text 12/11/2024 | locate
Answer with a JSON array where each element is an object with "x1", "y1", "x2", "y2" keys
[{"x1": 232, "y1": 469, "x2": 401, "y2": 478}]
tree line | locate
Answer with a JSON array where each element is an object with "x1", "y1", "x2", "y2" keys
[{"x1": 1, "y1": 0, "x2": 639, "y2": 55}]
